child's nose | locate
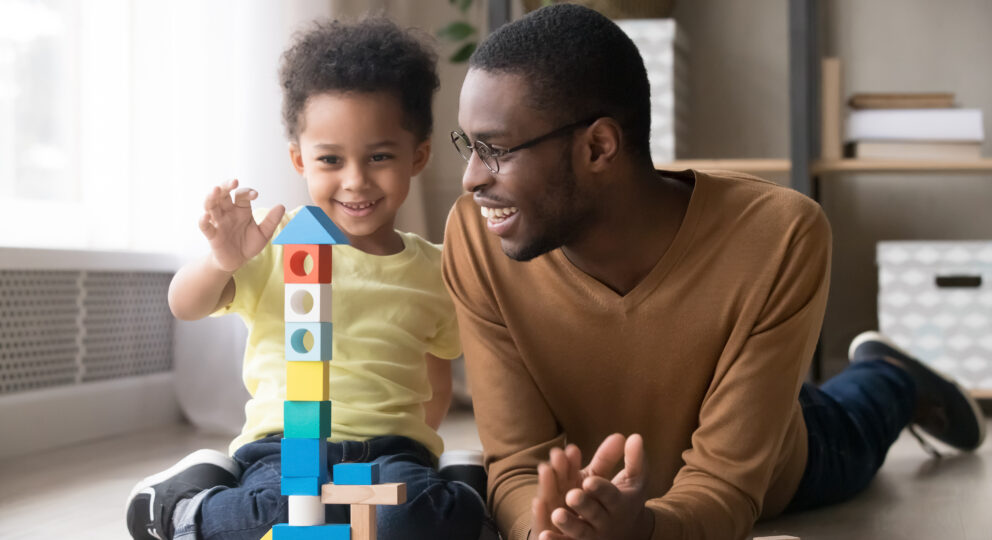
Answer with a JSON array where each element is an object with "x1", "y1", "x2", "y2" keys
[{"x1": 341, "y1": 164, "x2": 369, "y2": 190}]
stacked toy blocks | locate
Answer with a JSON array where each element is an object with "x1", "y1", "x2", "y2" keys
[{"x1": 269, "y1": 206, "x2": 406, "y2": 540}]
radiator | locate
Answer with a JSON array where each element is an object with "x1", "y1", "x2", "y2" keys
[{"x1": 0, "y1": 247, "x2": 183, "y2": 459}]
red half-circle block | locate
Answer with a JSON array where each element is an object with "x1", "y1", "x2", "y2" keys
[{"x1": 282, "y1": 244, "x2": 332, "y2": 284}]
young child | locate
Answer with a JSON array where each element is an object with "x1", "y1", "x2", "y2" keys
[{"x1": 125, "y1": 17, "x2": 490, "y2": 540}]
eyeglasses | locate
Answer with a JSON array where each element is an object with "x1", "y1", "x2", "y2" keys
[{"x1": 450, "y1": 116, "x2": 599, "y2": 174}]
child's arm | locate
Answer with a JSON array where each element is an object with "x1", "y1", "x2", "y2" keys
[
  {"x1": 424, "y1": 353, "x2": 453, "y2": 430},
  {"x1": 168, "y1": 179, "x2": 285, "y2": 321}
]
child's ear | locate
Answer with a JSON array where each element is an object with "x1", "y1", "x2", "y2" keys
[
  {"x1": 411, "y1": 139, "x2": 431, "y2": 177},
  {"x1": 288, "y1": 142, "x2": 305, "y2": 175}
]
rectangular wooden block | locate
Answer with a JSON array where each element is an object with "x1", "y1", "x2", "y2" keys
[
  {"x1": 288, "y1": 495, "x2": 325, "y2": 526},
  {"x1": 285, "y1": 283, "x2": 333, "y2": 323},
  {"x1": 286, "y1": 361, "x2": 329, "y2": 401},
  {"x1": 281, "y1": 438, "x2": 328, "y2": 480},
  {"x1": 333, "y1": 463, "x2": 380, "y2": 485},
  {"x1": 284, "y1": 401, "x2": 332, "y2": 439},
  {"x1": 281, "y1": 476, "x2": 324, "y2": 496},
  {"x1": 350, "y1": 504, "x2": 376, "y2": 540},
  {"x1": 272, "y1": 523, "x2": 350, "y2": 540},
  {"x1": 282, "y1": 244, "x2": 333, "y2": 284},
  {"x1": 285, "y1": 323, "x2": 334, "y2": 362},
  {"x1": 322, "y1": 482, "x2": 407, "y2": 505}
]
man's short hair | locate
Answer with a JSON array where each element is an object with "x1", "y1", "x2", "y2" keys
[
  {"x1": 279, "y1": 17, "x2": 439, "y2": 142},
  {"x1": 470, "y1": 4, "x2": 651, "y2": 159}
]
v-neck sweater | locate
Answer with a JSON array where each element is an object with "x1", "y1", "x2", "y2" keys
[{"x1": 442, "y1": 169, "x2": 832, "y2": 540}]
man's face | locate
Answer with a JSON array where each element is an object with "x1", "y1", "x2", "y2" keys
[{"x1": 456, "y1": 69, "x2": 593, "y2": 261}]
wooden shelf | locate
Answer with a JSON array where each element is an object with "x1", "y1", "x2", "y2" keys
[
  {"x1": 971, "y1": 389, "x2": 992, "y2": 400},
  {"x1": 813, "y1": 158, "x2": 992, "y2": 174},
  {"x1": 656, "y1": 159, "x2": 791, "y2": 174}
]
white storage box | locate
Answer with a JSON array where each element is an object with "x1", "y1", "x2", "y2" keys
[{"x1": 877, "y1": 241, "x2": 992, "y2": 392}]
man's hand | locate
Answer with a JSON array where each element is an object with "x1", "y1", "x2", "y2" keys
[
  {"x1": 535, "y1": 434, "x2": 654, "y2": 540},
  {"x1": 199, "y1": 179, "x2": 285, "y2": 272}
]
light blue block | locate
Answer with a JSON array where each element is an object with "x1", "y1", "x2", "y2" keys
[
  {"x1": 272, "y1": 205, "x2": 350, "y2": 245},
  {"x1": 284, "y1": 401, "x2": 332, "y2": 439},
  {"x1": 280, "y1": 476, "x2": 323, "y2": 496},
  {"x1": 285, "y1": 322, "x2": 333, "y2": 361},
  {"x1": 281, "y1": 438, "x2": 328, "y2": 480},
  {"x1": 272, "y1": 523, "x2": 350, "y2": 540},
  {"x1": 332, "y1": 463, "x2": 380, "y2": 485}
]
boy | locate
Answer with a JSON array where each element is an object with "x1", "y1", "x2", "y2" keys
[{"x1": 126, "y1": 17, "x2": 489, "y2": 540}]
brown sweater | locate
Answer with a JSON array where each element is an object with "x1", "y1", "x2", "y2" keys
[{"x1": 442, "y1": 170, "x2": 832, "y2": 540}]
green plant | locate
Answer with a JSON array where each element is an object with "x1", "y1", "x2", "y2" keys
[{"x1": 437, "y1": 0, "x2": 477, "y2": 63}]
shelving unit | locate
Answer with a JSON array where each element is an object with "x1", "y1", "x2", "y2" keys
[{"x1": 655, "y1": 159, "x2": 791, "y2": 175}]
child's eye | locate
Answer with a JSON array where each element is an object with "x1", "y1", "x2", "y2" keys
[
  {"x1": 318, "y1": 155, "x2": 341, "y2": 165},
  {"x1": 370, "y1": 153, "x2": 393, "y2": 163}
]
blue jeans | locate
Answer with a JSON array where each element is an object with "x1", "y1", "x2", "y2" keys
[
  {"x1": 786, "y1": 358, "x2": 916, "y2": 512},
  {"x1": 174, "y1": 435, "x2": 486, "y2": 540}
]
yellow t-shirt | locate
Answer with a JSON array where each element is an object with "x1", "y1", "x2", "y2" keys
[{"x1": 219, "y1": 207, "x2": 461, "y2": 457}]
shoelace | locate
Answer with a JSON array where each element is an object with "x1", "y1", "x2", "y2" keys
[{"x1": 907, "y1": 425, "x2": 943, "y2": 459}]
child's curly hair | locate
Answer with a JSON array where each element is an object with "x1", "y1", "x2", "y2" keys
[{"x1": 279, "y1": 17, "x2": 440, "y2": 142}]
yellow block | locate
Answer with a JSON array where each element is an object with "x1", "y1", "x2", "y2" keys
[
  {"x1": 286, "y1": 361, "x2": 329, "y2": 401},
  {"x1": 259, "y1": 528, "x2": 273, "y2": 540}
]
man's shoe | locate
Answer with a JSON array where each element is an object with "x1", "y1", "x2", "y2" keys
[
  {"x1": 439, "y1": 449, "x2": 487, "y2": 505},
  {"x1": 125, "y1": 448, "x2": 240, "y2": 539},
  {"x1": 849, "y1": 330, "x2": 987, "y2": 451}
]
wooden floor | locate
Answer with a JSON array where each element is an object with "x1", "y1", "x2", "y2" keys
[{"x1": 0, "y1": 409, "x2": 989, "y2": 539}]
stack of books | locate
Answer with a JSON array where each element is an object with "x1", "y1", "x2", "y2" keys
[{"x1": 844, "y1": 92, "x2": 985, "y2": 161}]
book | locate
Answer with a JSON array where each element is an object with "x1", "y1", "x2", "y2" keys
[
  {"x1": 844, "y1": 141, "x2": 983, "y2": 161},
  {"x1": 845, "y1": 108, "x2": 984, "y2": 142},
  {"x1": 848, "y1": 92, "x2": 955, "y2": 109}
]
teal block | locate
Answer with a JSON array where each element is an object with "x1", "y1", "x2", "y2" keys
[
  {"x1": 281, "y1": 438, "x2": 328, "y2": 480},
  {"x1": 284, "y1": 401, "x2": 332, "y2": 439},
  {"x1": 332, "y1": 463, "x2": 380, "y2": 485},
  {"x1": 280, "y1": 476, "x2": 323, "y2": 496},
  {"x1": 285, "y1": 322, "x2": 333, "y2": 361},
  {"x1": 272, "y1": 523, "x2": 350, "y2": 540},
  {"x1": 273, "y1": 205, "x2": 350, "y2": 245}
]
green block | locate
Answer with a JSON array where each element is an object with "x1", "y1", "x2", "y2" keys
[{"x1": 284, "y1": 401, "x2": 332, "y2": 439}]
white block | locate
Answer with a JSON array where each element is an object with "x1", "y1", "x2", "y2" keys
[
  {"x1": 285, "y1": 283, "x2": 333, "y2": 323},
  {"x1": 288, "y1": 495, "x2": 325, "y2": 526}
]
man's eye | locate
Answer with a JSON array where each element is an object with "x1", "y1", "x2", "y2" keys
[
  {"x1": 318, "y1": 155, "x2": 340, "y2": 165},
  {"x1": 370, "y1": 153, "x2": 393, "y2": 163}
]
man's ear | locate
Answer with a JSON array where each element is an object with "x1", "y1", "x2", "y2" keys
[
  {"x1": 411, "y1": 139, "x2": 432, "y2": 177},
  {"x1": 583, "y1": 118, "x2": 621, "y2": 173},
  {"x1": 288, "y1": 142, "x2": 305, "y2": 175}
]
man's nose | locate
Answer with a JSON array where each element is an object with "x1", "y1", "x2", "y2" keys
[{"x1": 461, "y1": 152, "x2": 494, "y2": 193}]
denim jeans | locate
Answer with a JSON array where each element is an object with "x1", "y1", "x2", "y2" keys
[
  {"x1": 786, "y1": 358, "x2": 916, "y2": 512},
  {"x1": 173, "y1": 434, "x2": 486, "y2": 540}
]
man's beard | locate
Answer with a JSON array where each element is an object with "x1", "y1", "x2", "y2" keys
[{"x1": 503, "y1": 149, "x2": 588, "y2": 262}]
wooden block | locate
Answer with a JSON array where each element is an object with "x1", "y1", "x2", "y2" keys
[
  {"x1": 332, "y1": 463, "x2": 380, "y2": 485},
  {"x1": 286, "y1": 361, "x2": 329, "y2": 401},
  {"x1": 281, "y1": 244, "x2": 333, "y2": 284},
  {"x1": 322, "y1": 482, "x2": 407, "y2": 505},
  {"x1": 281, "y1": 438, "x2": 328, "y2": 480},
  {"x1": 272, "y1": 523, "x2": 350, "y2": 540},
  {"x1": 350, "y1": 504, "x2": 376, "y2": 540},
  {"x1": 260, "y1": 528, "x2": 273, "y2": 540},
  {"x1": 285, "y1": 283, "x2": 333, "y2": 323},
  {"x1": 284, "y1": 401, "x2": 332, "y2": 439},
  {"x1": 285, "y1": 323, "x2": 333, "y2": 362},
  {"x1": 288, "y1": 495, "x2": 325, "y2": 526},
  {"x1": 273, "y1": 206, "x2": 350, "y2": 246},
  {"x1": 281, "y1": 476, "x2": 324, "y2": 496}
]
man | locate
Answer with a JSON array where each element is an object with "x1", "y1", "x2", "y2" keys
[{"x1": 442, "y1": 4, "x2": 985, "y2": 540}]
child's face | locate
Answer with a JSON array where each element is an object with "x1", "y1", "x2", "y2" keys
[{"x1": 290, "y1": 91, "x2": 430, "y2": 253}]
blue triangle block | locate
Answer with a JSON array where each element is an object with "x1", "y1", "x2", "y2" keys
[{"x1": 273, "y1": 206, "x2": 350, "y2": 245}]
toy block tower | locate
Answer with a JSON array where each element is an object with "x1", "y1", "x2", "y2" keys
[{"x1": 268, "y1": 206, "x2": 406, "y2": 540}]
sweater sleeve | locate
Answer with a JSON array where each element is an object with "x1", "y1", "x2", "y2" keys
[
  {"x1": 442, "y1": 197, "x2": 565, "y2": 540},
  {"x1": 646, "y1": 202, "x2": 832, "y2": 540}
]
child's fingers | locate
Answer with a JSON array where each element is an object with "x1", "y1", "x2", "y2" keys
[
  {"x1": 549, "y1": 448, "x2": 575, "y2": 496},
  {"x1": 565, "y1": 486, "x2": 608, "y2": 529},
  {"x1": 232, "y1": 187, "x2": 257, "y2": 208},
  {"x1": 198, "y1": 213, "x2": 217, "y2": 239},
  {"x1": 257, "y1": 205, "x2": 286, "y2": 241}
]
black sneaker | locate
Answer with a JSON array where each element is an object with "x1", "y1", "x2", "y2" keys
[
  {"x1": 849, "y1": 331, "x2": 987, "y2": 452},
  {"x1": 125, "y1": 449, "x2": 240, "y2": 539},
  {"x1": 439, "y1": 449, "x2": 487, "y2": 505}
]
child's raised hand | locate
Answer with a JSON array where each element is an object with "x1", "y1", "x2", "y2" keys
[{"x1": 199, "y1": 179, "x2": 286, "y2": 272}]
